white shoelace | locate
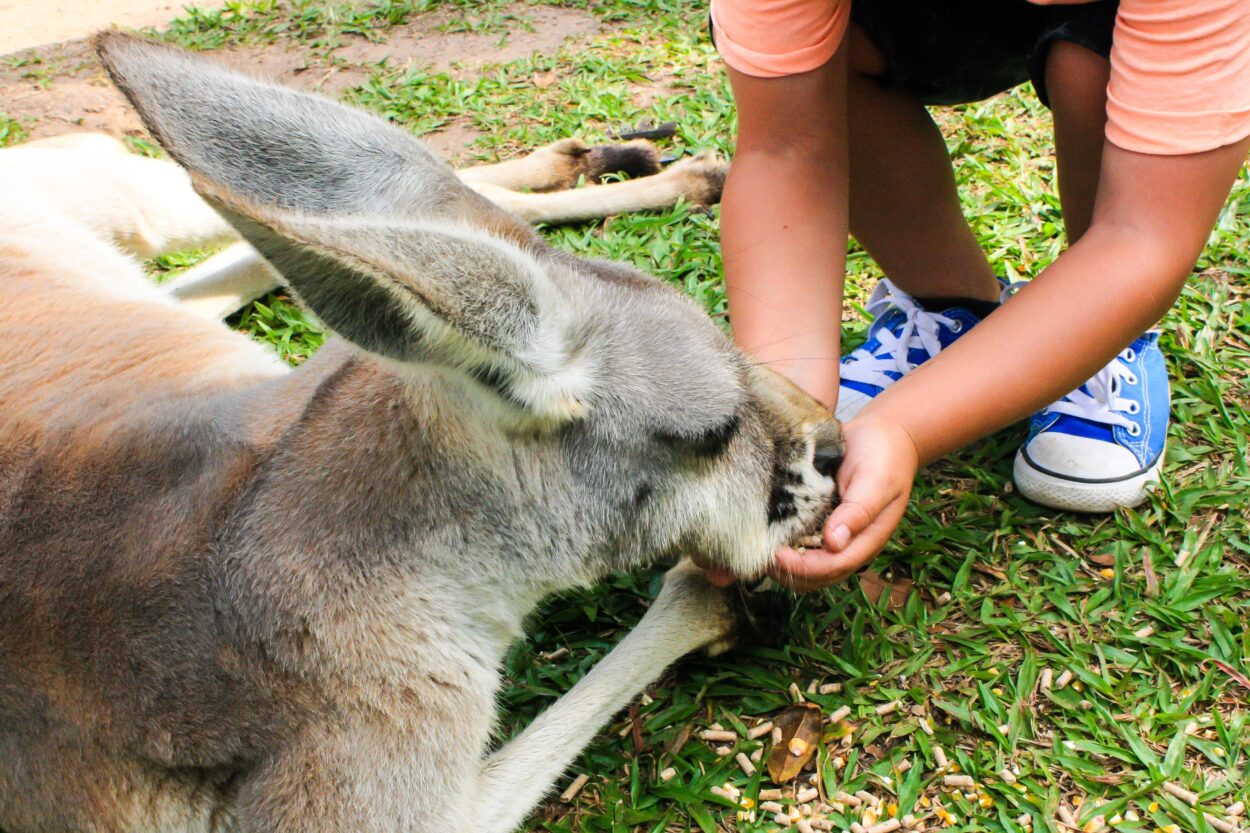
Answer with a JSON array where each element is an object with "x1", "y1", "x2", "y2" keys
[
  {"x1": 841, "y1": 279, "x2": 960, "y2": 388},
  {"x1": 1044, "y1": 349, "x2": 1141, "y2": 433},
  {"x1": 999, "y1": 281, "x2": 1141, "y2": 434}
]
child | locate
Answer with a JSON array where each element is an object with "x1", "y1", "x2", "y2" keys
[{"x1": 711, "y1": 0, "x2": 1250, "y2": 589}]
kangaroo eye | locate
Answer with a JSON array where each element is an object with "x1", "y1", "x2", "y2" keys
[{"x1": 658, "y1": 414, "x2": 740, "y2": 459}]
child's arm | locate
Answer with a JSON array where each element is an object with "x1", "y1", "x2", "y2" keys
[
  {"x1": 721, "y1": 54, "x2": 847, "y2": 408},
  {"x1": 775, "y1": 138, "x2": 1250, "y2": 589}
]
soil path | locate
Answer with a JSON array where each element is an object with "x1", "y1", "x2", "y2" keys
[
  {"x1": 0, "y1": 3, "x2": 603, "y2": 162},
  {"x1": 0, "y1": 0, "x2": 228, "y2": 55}
]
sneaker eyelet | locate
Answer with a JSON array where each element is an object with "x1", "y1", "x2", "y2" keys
[
  {"x1": 1125, "y1": 373, "x2": 1138, "y2": 385},
  {"x1": 950, "y1": 320, "x2": 964, "y2": 333},
  {"x1": 1122, "y1": 348, "x2": 1136, "y2": 362},
  {"x1": 1127, "y1": 424, "x2": 1142, "y2": 437},
  {"x1": 1127, "y1": 401, "x2": 1141, "y2": 414}
]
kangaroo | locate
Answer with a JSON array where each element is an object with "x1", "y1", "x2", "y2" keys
[
  {"x1": 10, "y1": 125, "x2": 726, "y2": 322},
  {"x1": 0, "y1": 32, "x2": 842, "y2": 833}
]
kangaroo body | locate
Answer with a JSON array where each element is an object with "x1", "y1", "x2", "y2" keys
[{"x1": 0, "y1": 34, "x2": 842, "y2": 833}]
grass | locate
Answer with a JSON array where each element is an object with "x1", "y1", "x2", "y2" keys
[
  {"x1": 0, "y1": 112, "x2": 27, "y2": 147},
  {"x1": 145, "y1": 1, "x2": 1250, "y2": 830}
]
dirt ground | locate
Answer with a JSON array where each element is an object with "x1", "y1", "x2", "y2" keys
[
  {"x1": 0, "y1": 3, "x2": 603, "y2": 161},
  {"x1": 0, "y1": 0, "x2": 228, "y2": 55}
]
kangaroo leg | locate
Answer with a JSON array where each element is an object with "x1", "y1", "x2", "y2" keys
[
  {"x1": 162, "y1": 152, "x2": 727, "y2": 320},
  {"x1": 466, "y1": 151, "x2": 727, "y2": 225},
  {"x1": 3, "y1": 141, "x2": 237, "y2": 259},
  {"x1": 162, "y1": 242, "x2": 281, "y2": 321},
  {"x1": 463, "y1": 559, "x2": 739, "y2": 833},
  {"x1": 456, "y1": 138, "x2": 661, "y2": 191}
]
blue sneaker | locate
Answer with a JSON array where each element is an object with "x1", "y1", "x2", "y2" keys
[
  {"x1": 836, "y1": 279, "x2": 987, "y2": 421},
  {"x1": 1014, "y1": 332, "x2": 1168, "y2": 512}
]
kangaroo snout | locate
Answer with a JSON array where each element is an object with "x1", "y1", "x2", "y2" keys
[{"x1": 811, "y1": 418, "x2": 846, "y2": 481}]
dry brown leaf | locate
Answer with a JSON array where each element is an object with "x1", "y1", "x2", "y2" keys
[
  {"x1": 1142, "y1": 549, "x2": 1160, "y2": 597},
  {"x1": 767, "y1": 704, "x2": 822, "y2": 783},
  {"x1": 972, "y1": 563, "x2": 1007, "y2": 581},
  {"x1": 859, "y1": 570, "x2": 913, "y2": 611},
  {"x1": 532, "y1": 70, "x2": 558, "y2": 88},
  {"x1": 666, "y1": 724, "x2": 692, "y2": 757},
  {"x1": 1088, "y1": 552, "x2": 1117, "y2": 567}
]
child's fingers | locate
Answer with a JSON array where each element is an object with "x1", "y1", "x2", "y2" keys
[
  {"x1": 770, "y1": 545, "x2": 869, "y2": 591},
  {"x1": 822, "y1": 474, "x2": 893, "y2": 553},
  {"x1": 824, "y1": 491, "x2": 910, "y2": 572}
]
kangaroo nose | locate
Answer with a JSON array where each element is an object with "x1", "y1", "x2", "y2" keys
[
  {"x1": 812, "y1": 419, "x2": 845, "y2": 480},
  {"x1": 813, "y1": 445, "x2": 842, "y2": 479}
]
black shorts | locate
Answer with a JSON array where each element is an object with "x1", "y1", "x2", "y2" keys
[{"x1": 851, "y1": 0, "x2": 1118, "y2": 107}]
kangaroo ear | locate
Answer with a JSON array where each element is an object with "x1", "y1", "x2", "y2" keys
[
  {"x1": 93, "y1": 30, "x2": 506, "y2": 228},
  {"x1": 198, "y1": 180, "x2": 595, "y2": 422},
  {"x1": 96, "y1": 30, "x2": 588, "y2": 420}
]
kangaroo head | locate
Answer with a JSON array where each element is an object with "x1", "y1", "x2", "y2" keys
[{"x1": 96, "y1": 32, "x2": 843, "y2": 581}]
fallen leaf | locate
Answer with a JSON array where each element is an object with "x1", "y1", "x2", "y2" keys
[
  {"x1": 666, "y1": 724, "x2": 692, "y2": 757},
  {"x1": 627, "y1": 700, "x2": 644, "y2": 756},
  {"x1": 1142, "y1": 549, "x2": 1160, "y2": 597},
  {"x1": 972, "y1": 563, "x2": 1007, "y2": 581},
  {"x1": 1207, "y1": 658, "x2": 1250, "y2": 692},
  {"x1": 532, "y1": 70, "x2": 557, "y2": 88},
  {"x1": 1088, "y1": 552, "x2": 1117, "y2": 567},
  {"x1": 859, "y1": 570, "x2": 913, "y2": 611},
  {"x1": 767, "y1": 704, "x2": 822, "y2": 783}
]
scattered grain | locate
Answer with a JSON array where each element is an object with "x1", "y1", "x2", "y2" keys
[
  {"x1": 560, "y1": 774, "x2": 589, "y2": 803},
  {"x1": 748, "y1": 721, "x2": 775, "y2": 740},
  {"x1": 699, "y1": 729, "x2": 737, "y2": 743},
  {"x1": 1162, "y1": 782, "x2": 1199, "y2": 806}
]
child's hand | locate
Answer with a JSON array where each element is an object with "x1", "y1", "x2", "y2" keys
[{"x1": 768, "y1": 417, "x2": 919, "y2": 591}]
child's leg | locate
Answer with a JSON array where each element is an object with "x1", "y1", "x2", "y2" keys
[
  {"x1": 845, "y1": 24, "x2": 1000, "y2": 305},
  {"x1": 1045, "y1": 40, "x2": 1112, "y2": 243}
]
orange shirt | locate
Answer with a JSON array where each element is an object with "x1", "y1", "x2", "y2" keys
[{"x1": 710, "y1": 0, "x2": 1250, "y2": 155}]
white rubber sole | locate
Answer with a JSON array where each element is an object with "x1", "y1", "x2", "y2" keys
[{"x1": 1013, "y1": 447, "x2": 1163, "y2": 513}]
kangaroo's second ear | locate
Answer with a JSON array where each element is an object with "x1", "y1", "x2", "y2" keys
[
  {"x1": 201, "y1": 183, "x2": 596, "y2": 422},
  {"x1": 94, "y1": 30, "x2": 461, "y2": 218}
]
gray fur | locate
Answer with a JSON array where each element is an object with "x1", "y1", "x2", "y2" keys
[{"x1": 0, "y1": 32, "x2": 843, "y2": 832}]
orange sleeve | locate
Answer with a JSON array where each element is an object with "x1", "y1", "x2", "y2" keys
[
  {"x1": 710, "y1": 0, "x2": 851, "y2": 78},
  {"x1": 1106, "y1": 0, "x2": 1250, "y2": 155}
]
